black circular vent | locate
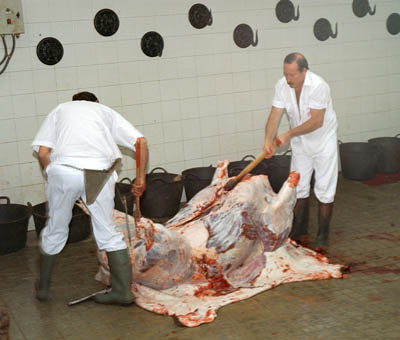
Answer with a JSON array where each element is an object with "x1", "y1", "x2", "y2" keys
[
  {"x1": 275, "y1": 0, "x2": 300, "y2": 23},
  {"x1": 352, "y1": 0, "x2": 376, "y2": 18},
  {"x1": 387, "y1": 13, "x2": 400, "y2": 35},
  {"x1": 314, "y1": 18, "x2": 338, "y2": 41},
  {"x1": 36, "y1": 37, "x2": 64, "y2": 65},
  {"x1": 233, "y1": 24, "x2": 258, "y2": 48},
  {"x1": 94, "y1": 9, "x2": 119, "y2": 37},
  {"x1": 188, "y1": 3, "x2": 213, "y2": 29},
  {"x1": 141, "y1": 32, "x2": 164, "y2": 57}
]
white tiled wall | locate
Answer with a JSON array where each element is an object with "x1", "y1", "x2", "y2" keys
[{"x1": 1, "y1": 0, "x2": 399, "y2": 216}]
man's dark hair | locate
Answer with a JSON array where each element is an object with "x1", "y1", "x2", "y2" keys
[
  {"x1": 72, "y1": 91, "x2": 98, "y2": 102},
  {"x1": 284, "y1": 52, "x2": 309, "y2": 72}
]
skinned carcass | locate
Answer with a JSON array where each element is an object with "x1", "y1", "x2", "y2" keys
[{"x1": 95, "y1": 160, "x2": 345, "y2": 327}]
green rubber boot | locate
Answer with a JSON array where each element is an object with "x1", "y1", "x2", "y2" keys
[
  {"x1": 93, "y1": 249, "x2": 134, "y2": 305},
  {"x1": 289, "y1": 198, "x2": 309, "y2": 246},
  {"x1": 36, "y1": 253, "x2": 57, "y2": 301},
  {"x1": 312, "y1": 202, "x2": 334, "y2": 251}
]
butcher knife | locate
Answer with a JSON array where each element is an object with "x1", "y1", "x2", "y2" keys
[
  {"x1": 68, "y1": 288, "x2": 111, "y2": 306},
  {"x1": 225, "y1": 138, "x2": 281, "y2": 191}
]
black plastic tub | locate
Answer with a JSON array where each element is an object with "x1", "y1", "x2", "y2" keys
[
  {"x1": 0, "y1": 197, "x2": 31, "y2": 255},
  {"x1": 32, "y1": 202, "x2": 91, "y2": 243},
  {"x1": 182, "y1": 166, "x2": 216, "y2": 201},
  {"x1": 339, "y1": 142, "x2": 379, "y2": 181},
  {"x1": 114, "y1": 177, "x2": 134, "y2": 215},
  {"x1": 368, "y1": 134, "x2": 400, "y2": 173}
]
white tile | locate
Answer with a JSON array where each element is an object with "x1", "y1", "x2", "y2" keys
[
  {"x1": 218, "y1": 114, "x2": 236, "y2": 135},
  {"x1": 215, "y1": 74, "x2": 233, "y2": 94},
  {"x1": 0, "y1": 164, "x2": 22, "y2": 189},
  {"x1": 48, "y1": 0, "x2": 72, "y2": 22},
  {"x1": 77, "y1": 65, "x2": 99, "y2": 88},
  {"x1": 138, "y1": 60, "x2": 160, "y2": 82},
  {"x1": 0, "y1": 96, "x2": 14, "y2": 120},
  {"x1": 69, "y1": 0, "x2": 93, "y2": 20},
  {"x1": 28, "y1": 0, "x2": 50, "y2": 23},
  {"x1": 74, "y1": 43, "x2": 98, "y2": 66},
  {"x1": 34, "y1": 92, "x2": 59, "y2": 115},
  {"x1": 20, "y1": 183, "x2": 47, "y2": 206},
  {"x1": 213, "y1": 34, "x2": 233, "y2": 55},
  {"x1": 123, "y1": 105, "x2": 143, "y2": 126},
  {"x1": 200, "y1": 116, "x2": 219, "y2": 137},
  {"x1": 216, "y1": 93, "x2": 235, "y2": 115},
  {"x1": 19, "y1": 162, "x2": 44, "y2": 186},
  {"x1": 98, "y1": 86, "x2": 122, "y2": 108},
  {"x1": 236, "y1": 131, "x2": 256, "y2": 152},
  {"x1": 15, "y1": 116, "x2": 38, "y2": 141},
  {"x1": 142, "y1": 102, "x2": 162, "y2": 124},
  {"x1": 231, "y1": 52, "x2": 250, "y2": 72},
  {"x1": 116, "y1": 39, "x2": 139, "y2": 63},
  {"x1": 7, "y1": 47, "x2": 32, "y2": 72},
  {"x1": 180, "y1": 97, "x2": 199, "y2": 119},
  {"x1": 178, "y1": 78, "x2": 198, "y2": 99},
  {"x1": 252, "y1": 110, "x2": 268, "y2": 130},
  {"x1": 143, "y1": 123, "x2": 164, "y2": 145},
  {"x1": 236, "y1": 111, "x2": 253, "y2": 132},
  {"x1": 182, "y1": 118, "x2": 201, "y2": 139},
  {"x1": 0, "y1": 142, "x2": 19, "y2": 166},
  {"x1": 0, "y1": 73, "x2": 11, "y2": 97},
  {"x1": 159, "y1": 59, "x2": 178, "y2": 80},
  {"x1": 177, "y1": 56, "x2": 197, "y2": 78},
  {"x1": 32, "y1": 69, "x2": 57, "y2": 93},
  {"x1": 96, "y1": 41, "x2": 118, "y2": 64},
  {"x1": 183, "y1": 139, "x2": 202, "y2": 161},
  {"x1": 201, "y1": 136, "x2": 219, "y2": 157},
  {"x1": 196, "y1": 55, "x2": 216, "y2": 75},
  {"x1": 234, "y1": 92, "x2": 251, "y2": 112},
  {"x1": 148, "y1": 143, "x2": 165, "y2": 167},
  {"x1": 184, "y1": 158, "x2": 204, "y2": 170},
  {"x1": 251, "y1": 90, "x2": 268, "y2": 110},
  {"x1": 118, "y1": 62, "x2": 139, "y2": 84},
  {"x1": 197, "y1": 76, "x2": 216, "y2": 97},
  {"x1": 98, "y1": 63, "x2": 120, "y2": 86},
  {"x1": 160, "y1": 79, "x2": 179, "y2": 101},
  {"x1": 198, "y1": 96, "x2": 217, "y2": 117},
  {"x1": 164, "y1": 141, "x2": 184, "y2": 163},
  {"x1": 17, "y1": 140, "x2": 36, "y2": 163},
  {"x1": 233, "y1": 72, "x2": 251, "y2": 92},
  {"x1": 55, "y1": 68, "x2": 78, "y2": 90},
  {"x1": 219, "y1": 134, "x2": 237, "y2": 155},
  {"x1": 11, "y1": 71, "x2": 34, "y2": 95},
  {"x1": 163, "y1": 121, "x2": 182, "y2": 143},
  {"x1": 162, "y1": 100, "x2": 181, "y2": 122},
  {"x1": 121, "y1": 83, "x2": 141, "y2": 106},
  {"x1": 0, "y1": 119, "x2": 16, "y2": 143},
  {"x1": 141, "y1": 82, "x2": 161, "y2": 103}
]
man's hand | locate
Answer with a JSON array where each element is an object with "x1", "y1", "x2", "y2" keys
[
  {"x1": 38, "y1": 146, "x2": 52, "y2": 171},
  {"x1": 276, "y1": 131, "x2": 291, "y2": 146},
  {"x1": 263, "y1": 142, "x2": 275, "y2": 159},
  {"x1": 131, "y1": 181, "x2": 146, "y2": 197}
]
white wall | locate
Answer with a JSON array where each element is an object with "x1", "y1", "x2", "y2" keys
[{"x1": 1, "y1": 0, "x2": 399, "y2": 211}]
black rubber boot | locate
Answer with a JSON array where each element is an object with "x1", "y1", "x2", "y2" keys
[
  {"x1": 290, "y1": 198, "x2": 309, "y2": 245},
  {"x1": 312, "y1": 202, "x2": 334, "y2": 251},
  {"x1": 93, "y1": 248, "x2": 134, "y2": 305},
  {"x1": 36, "y1": 253, "x2": 57, "y2": 301}
]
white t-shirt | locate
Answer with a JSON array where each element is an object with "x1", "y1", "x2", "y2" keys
[
  {"x1": 32, "y1": 101, "x2": 143, "y2": 170},
  {"x1": 272, "y1": 70, "x2": 337, "y2": 155}
]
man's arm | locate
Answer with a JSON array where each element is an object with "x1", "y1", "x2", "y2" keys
[
  {"x1": 263, "y1": 106, "x2": 284, "y2": 158},
  {"x1": 277, "y1": 108, "x2": 325, "y2": 146},
  {"x1": 37, "y1": 146, "x2": 52, "y2": 171}
]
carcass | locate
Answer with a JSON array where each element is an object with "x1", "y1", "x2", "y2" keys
[{"x1": 95, "y1": 160, "x2": 345, "y2": 327}]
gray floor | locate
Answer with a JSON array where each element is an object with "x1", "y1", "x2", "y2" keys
[{"x1": 1, "y1": 175, "x2": 400, "y2": 340}]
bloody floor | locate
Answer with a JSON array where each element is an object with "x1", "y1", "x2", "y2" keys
[{"x1": 1, "y1": 175, "x2": 399, "y2": 340}]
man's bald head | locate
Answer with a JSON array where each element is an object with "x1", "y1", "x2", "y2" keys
[{"x1": 284, "y1": 52, "x2": 309, "y2": 72}]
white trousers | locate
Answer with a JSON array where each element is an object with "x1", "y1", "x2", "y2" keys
[
  {"x1": 291, "y1": 139, "x2": 338, "y2": 203},
  {"x1": 40, "y1": 164, "x2": 126, "y2": 255}
]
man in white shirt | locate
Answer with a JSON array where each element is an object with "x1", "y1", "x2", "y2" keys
[
  {"x1": 32, "y1": 91, "x2": 148, "y2": 305},
  {"x1": 263, "y1": 53, "x2": 338, "y2": 252}
]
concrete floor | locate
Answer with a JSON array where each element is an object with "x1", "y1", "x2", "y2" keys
[{"x1": 1, "y1": 175, "x2": 399, "y2": 340}]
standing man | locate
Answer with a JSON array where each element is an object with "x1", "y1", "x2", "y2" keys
[
  {"x1": 263, "y1": 52, "x2": 338, "y2": 251},
  {"x1": 32, "y1": 91, "x2": 148, "y2": 304}
]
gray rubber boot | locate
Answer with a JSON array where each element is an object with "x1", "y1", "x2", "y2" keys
[
  {"x1": 312, "y1": 202, "x2": 334, "y2": 251},
  {"x1": 289, "y1": 197, "x2": 309, "y2": 245},
  {"x1": 93, "y1": 248, "x2": 134, "y2": 305},
  {"x1": 36, "y1": 253, "x2": 57, "y2": 301}
]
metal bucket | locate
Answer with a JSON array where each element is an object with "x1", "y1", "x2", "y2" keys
[
  {"x1": 339, "y1": 142, "x2": 379, "y2": 180},
  {"x1": 368, "y1": 134, "x2": 400, "y2": 173}
]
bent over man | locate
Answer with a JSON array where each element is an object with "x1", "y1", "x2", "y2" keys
[
  {"x1": 32, "y1": 91, "x2": 148, "y2": 304},
  {"x1": 263, "y1": 52, "x2": 338, "y2": 251}
]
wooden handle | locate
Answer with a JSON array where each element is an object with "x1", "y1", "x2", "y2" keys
[
  {"x1": 231, "y1": 150, "x2": 267, "y2": 185},
  {"x1": 135, "y1": 139, "x2": 142, "y2": 220}
]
